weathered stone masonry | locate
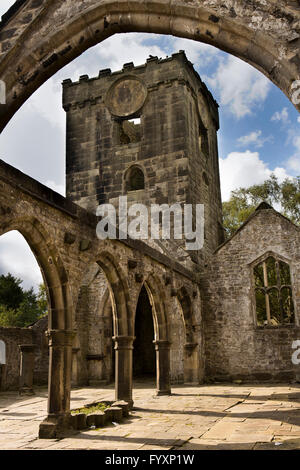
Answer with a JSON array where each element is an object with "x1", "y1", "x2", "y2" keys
[
  {"x1": 0, "y1": 315, "x2": 48, "y2": 390},
  {"x1": 0, "y1": 0, "x2": 299, "y2": 439},
  {"x1": 0, "y1": 159, "x2": 202, "y2": 437},
  {"x1": 203, "y1": 207, "x2": 300, "y2": 383}
]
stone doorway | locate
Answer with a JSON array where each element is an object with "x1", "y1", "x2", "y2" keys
[{"x1": 133, "y1": 285, "x2": 156, "y2": 380}]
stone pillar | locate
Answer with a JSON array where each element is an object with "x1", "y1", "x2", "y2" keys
[
  {"x1": 184, "y1": 342, "x2": 199, "y2": 384},
  {"x1": 39, "y1": 329, "x2": 75, "y2": 439},
  {"x1": 19, "y1": 344, "x2": 35, "y2": 395},
  {"x1": 113, "y1": 336, "x2": 134, "y2": 408},
  {"x1": 71, "y1": 347, "x2": 80, "y2": 387},
  {"x1": 154, "y1": 340, "x2": 171, "y2": 396}
]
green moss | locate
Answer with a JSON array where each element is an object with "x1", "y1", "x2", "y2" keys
[{"x1": 71, "y1": 402, "x2": 108, "y2": 416}]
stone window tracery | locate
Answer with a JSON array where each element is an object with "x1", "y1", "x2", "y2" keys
[{"x1": 253, "y1": 255, "x2": 294, "y2": 326}]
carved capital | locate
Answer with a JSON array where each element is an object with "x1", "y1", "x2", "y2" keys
[
  {"x1": 46, "y1": 329, "x2": 76, "y2": 347},
  {"x1": 19, "y1": 344, "x2": 35, "y2": 353},
  {"x1": 113, "y1": 335, "x2": 135, "y2": 350}
]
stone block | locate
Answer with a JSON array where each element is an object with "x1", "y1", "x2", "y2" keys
[
  {"x1": 112, "y1": 400, "x2": 130, "y2": 418},
  {"x1": 74, "y1": 413, "x2": 87, "y2": 430},
  {"x1": 93, "y1": 411, "x2": 107, "y2": 427}
]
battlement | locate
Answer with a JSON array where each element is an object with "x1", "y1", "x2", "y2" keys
[{"x1": 62, "y1": 50, "x2": 219, "y2": 118}]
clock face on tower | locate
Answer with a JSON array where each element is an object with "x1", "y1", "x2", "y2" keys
[{"x1": 105, "y1": 76, "x2": 147, "y2": 118}]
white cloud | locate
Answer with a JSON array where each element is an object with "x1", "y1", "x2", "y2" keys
[
  {"x1": 0, "y1": 231, "x2": 43, "y2": 291},
  {"x1": 271, "y1": 107, "x2": 289, "y2": 124},
  {"x1": 237, "y1": 130, "x2": 273, "y2": 148},
  {"x1": 287, "y1": 155, "x2": 300, "y2": 173},
  {"x1": 93, "y1": 33, "x2": 167, "y2": 72},
  {"x1": 237, "y1": 130, "x2": 262, "y2": 146},
  {"x1": 286, "y1": 133, "x2": 300, "y2": 173},
  {"x1": 297, "y1": 116, "x2": 300, "y2": 123},
  {"x1": 205, "y1": 55, "x2": 270, "y2": 118},
  {"x1": 27, "y1": 78, "x2": 66, "y2": 131},
  {"x1": 166, "y1": 37, "x2": 220, "y2": 67},
  {"x1": 220, "y1": 150, "x2": 291, "y2": 201}
]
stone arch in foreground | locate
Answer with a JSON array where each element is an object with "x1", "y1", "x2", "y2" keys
[{"x1": 0, "y1": 0, "x2": 299, "y2": 131}]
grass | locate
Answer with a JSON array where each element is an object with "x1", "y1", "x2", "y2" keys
[{"x1": 71, "y1": 402, "x2": 108, "y2": 416}]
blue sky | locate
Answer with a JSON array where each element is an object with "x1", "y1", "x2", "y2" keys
[{"x1": 0, "y1": 1, "x2": 299, "y2": 290}]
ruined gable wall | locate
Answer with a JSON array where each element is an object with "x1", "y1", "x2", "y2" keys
[{"x1": 203, "y1": 209, "x2": 300, "y2": 382}]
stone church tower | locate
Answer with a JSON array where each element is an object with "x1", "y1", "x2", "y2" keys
[{"x1": 63, "y1": 51, "x2": 224, "y2": 263}]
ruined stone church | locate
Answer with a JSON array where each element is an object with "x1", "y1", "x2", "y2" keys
[{"x1": 0, "y1": 51, "x2": 299, "y2": 438}]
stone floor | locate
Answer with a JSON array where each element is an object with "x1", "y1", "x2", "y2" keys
[{"x1": 1, "y1": 380, "x2": 300, "y2": 450}]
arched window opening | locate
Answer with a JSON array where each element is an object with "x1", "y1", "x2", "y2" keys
[
  {"x1": 125, "y1": 166, "x2": 145, "y2": 192},
  {"x1": 254, "y1": 256, "x2": 294, "y2": 326}
]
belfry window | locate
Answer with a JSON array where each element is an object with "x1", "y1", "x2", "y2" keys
[
  {"x1": 125, "y1": 166, "x2": 145, "y2": 191},
  {"x1": 253, "y1": 256, "x2": 294, "y2": 326},
  {"x1": 119, "y1": 118, "x2": 141, "y2": 145}
]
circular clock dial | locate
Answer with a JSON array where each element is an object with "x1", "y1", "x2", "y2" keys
[{"x1": 105, "y1": 76, "x2": 147, "y2": 117}]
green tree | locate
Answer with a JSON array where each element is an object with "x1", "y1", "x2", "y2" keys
[
  {"x1": 37, "y1": 283, "x2": 48, "y2": 316},
  {"x1": 223, "y1": 175, "x2": 300, "y2": 237},
  {"x1": 0, "y1": 273, "x2": 24, "y2": 310},
  {"x1": 0, "y1": 274, "x2": 48, "y2": 327}
]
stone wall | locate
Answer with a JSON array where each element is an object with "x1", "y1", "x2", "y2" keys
[
  {"x1": 0, "y1": 316, "x2": 48, "y2": 390},
  {"x1": 0, "y1": 327, "x2": 32, "y2": 390},
  {"x1": 203, "y1": 207, "x2": 300, "y2": 383}
]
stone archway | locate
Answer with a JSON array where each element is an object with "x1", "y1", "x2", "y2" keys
[
  {"x1": 0, "y1": 1, "x2": 299, "y2": 131},
  {"x1": 133, "y1": 285, "x2": 156, "y2": 380},
  {"x1": 177, "y1": 286, "x2": 199, "y2": 384},
  {"x1": 143, "y1": 274, "x2": 171, "y2": 396},
  {"x1": 96, "y1": 251, "x2": 134, "y2": 406},
  {"x1": 0, "y1": 220, "x2": 74, "y2": 438},
  {"x1": 72, "y1": 263, "x2": 113, "y2": 387}
]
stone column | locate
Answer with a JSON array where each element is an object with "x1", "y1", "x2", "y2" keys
[
  {"x1": 39, "y1": 329, "x2": 75, "y2": 439},
  {"x1": 19, "y1": 344, "x2": 35, "y2": 395},
  {"x1": 184, "y1": 342, "x2": 199, "y2": 384},
  {"x1": 154, "y1": 340, "x2": 171, "y2": 396},
  {"x1": 71, "y1": 347, "x2": 80, "y2": 387},
  {"x1": 113, "y1": 336, "x2": 134, "y2": 408}
]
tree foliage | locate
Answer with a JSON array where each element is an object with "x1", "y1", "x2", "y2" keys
[
  {"x1": 222, "y1": 175, "x2": 300, "y2": 237},
  {"x1": 0, "y1": 274, "x2": 48, "y2": 327}
]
